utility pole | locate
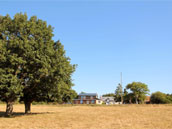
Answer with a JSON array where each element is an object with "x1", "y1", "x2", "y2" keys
[
  {"x1": 121, "y1": 72, "x2": 123, "y2": 104},
  {"x1": 121, "y1": 72, "x2": 122, "y2": 88}
]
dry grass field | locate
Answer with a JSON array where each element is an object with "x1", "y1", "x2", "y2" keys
[{"x1": 0, "y1": 104, "x2": 172, "y2": 129}]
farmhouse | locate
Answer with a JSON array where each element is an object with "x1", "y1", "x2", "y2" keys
[{"x1": 73, "y1": 93, "x2": 102, "y2": 104}]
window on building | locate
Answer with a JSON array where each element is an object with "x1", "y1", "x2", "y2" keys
[
  {"x1": 91, "y1": 100, "x2": 94, "y2": 104},
  {"x1": 87, "y1": 101, "x2": 89, "y2": 104},
  {"x1": 81, "y1": 96, "x2": 85, "y2": 99},
  {"x1": 80, "y1": 100, "x2": 83, "y2": 104}
]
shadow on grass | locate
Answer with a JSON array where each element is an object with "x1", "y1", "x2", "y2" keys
[{"x1": 0, "y1": 111, "x2": 53, "y2": 118}]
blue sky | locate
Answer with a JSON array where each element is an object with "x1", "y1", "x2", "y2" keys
[{"x1": 1, "y1": 0, "x2": 172, "y2": 95}]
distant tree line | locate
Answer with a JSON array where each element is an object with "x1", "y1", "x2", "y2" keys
[
  {"x1": 103, "y1": 82, "x2": 172, "y2": 104},
  {"x1": 0, "y1": 13, "x2": 77, "y2": 116}
]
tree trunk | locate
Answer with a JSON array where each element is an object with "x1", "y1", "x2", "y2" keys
[
  {"x1": 121, "y1": 95, "x2": 123, "y2": 104},
  {"x1": 135, "y1": 97, "x2": 138, "y2": 104},
  {"x1": 5, "y1": 101, "x2": 14, "y2": 117},
  {"x1": 24, "y1": 101, "x2": 31, "y2": 114},
  {"x1": 129, "y1": 97, "x2": 132, "y2": 104}
]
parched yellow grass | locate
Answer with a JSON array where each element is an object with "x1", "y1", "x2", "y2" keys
[{"x1": 0, "y1": 104, "x2": 172, "y2": 129}]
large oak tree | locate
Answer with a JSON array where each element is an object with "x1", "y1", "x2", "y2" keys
[
  {"x1": 0, "y1": 13, "x2": 76, "y2": 116},
  {"x1": 126, "y1": 82, "x2": 149, "y2": 104}
]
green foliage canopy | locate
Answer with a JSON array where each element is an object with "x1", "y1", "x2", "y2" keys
[
  {"x1": 150, "y1": 91, "x2": 172, "y2": 104},
  {"x1": 102, "y1": 93, "x2": 115, "y2": 97},
  {"x1": 126, "y1": 82, "x2": 149, "y2": 104},
  {"x1": 115, "y1": 83, "x2": 123, "y2": 102},
  {"x1": 0, "y1": 13, "x2": 76, "y2": 115}
]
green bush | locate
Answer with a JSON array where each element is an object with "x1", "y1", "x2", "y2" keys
[{"x1": 150, "y1": 91, "x2": 172, "y2": 104}]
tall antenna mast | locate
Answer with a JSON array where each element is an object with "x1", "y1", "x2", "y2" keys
[
  {"x1": 121, "y1": 72, "x2": 122, "y2": 87},
  {"x1": 120, "y1": 72, "x2": 123, "y2": 104}
]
